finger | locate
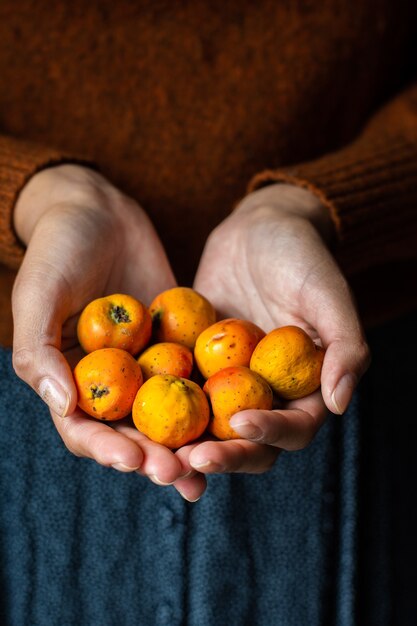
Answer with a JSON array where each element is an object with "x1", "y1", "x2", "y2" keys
[
  {"x1": 309, "y1": 272, "x2": 371, "y2": 415},
  {"x1": 51, "y1": 409, "x2": 143, "y2": 471},
  {"x1": 173, "y1": 473, "x2": 208, "y2": 502},
  {"x1": 229, "y1": 389, "x2": 328, "y2": 450},
  {"x1": 188, "y1": 439, "x2": 280, "y2": 474},
  {"x1": 12, "y1": 205, "x2": 116, "y2": 417},
  {"x1": 12, "y1": 254, "x2": 78, "y2": 418},
  {"x1": 113, "y1": 423, "x2": 183, "y2": 485},
  {"x1": 321, "y1": 337, "x2": 371, "y2": 414},
  {"x1": 174, "y1": 439, "x2": 212, "y2": 478}
]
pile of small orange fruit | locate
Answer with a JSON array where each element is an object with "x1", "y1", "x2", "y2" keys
[{"x1": 73, "y1": 287, "x2": 325, "y2": 448}]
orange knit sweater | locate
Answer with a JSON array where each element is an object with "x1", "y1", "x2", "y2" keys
[{"x1": 1, "y1": 0, "x2": 416, "y2": 343}]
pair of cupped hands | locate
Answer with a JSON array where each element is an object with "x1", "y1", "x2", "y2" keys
[{"x1": 12, "y1": 164, "x2": 370, "y2": 501}]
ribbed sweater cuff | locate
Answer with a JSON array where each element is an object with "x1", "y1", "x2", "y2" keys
[
  {"x1": 248, "y1": 135, "x2": 417, "y2": 275},
  {"x1": 0, "y1": 136, "x2": 84, "y2": 269}
]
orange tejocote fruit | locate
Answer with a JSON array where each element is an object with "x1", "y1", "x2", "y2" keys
[
  {"x1": 74, "y1": 348, "x2": 143, "y2": 420},
  {"x1": 77, "y1": 293, "x2": 152, "y2": 355},
  {"x1": 132, "y1": 374, "x2": 210, "y2": 448},
  {"x1": 203, "y1": 366, "x2": 273, "y2": 440},
  {"x1": 149, "y1": 287, "x2": 216, "y2": 349},
  {"x1": 194, "y1": 318, "x2": 265, "y2": 379},
  {"x1": 137, "y1": 342, "x2": 193, "y2": 381},
  {"x1": 250, "y1": 325, "x2": 325, "y2": 400}
]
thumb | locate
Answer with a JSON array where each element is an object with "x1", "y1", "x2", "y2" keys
[
  {"x1": 317, "y1": 286, "x2": 371, "y2": 415},
  {"x1": 321, "y1": 336, "x2": 371, "y2": 415},
  {"x1": 12, "y1": 255, "x2": 78, "y2": 418}
]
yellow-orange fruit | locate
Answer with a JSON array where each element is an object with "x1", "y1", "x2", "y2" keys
[
  {"x1": 77, "y1": 293, "x2": 152, "y2": 355},
  {"x1": 132, "y1": 374, "x2": 210, "y2": 448},
  {"x1": 137, "y1": 342, "x2": 193, "y2": 380},
  {"x1": 149, "y1": 287, "x2": 216, "y2": 349},
  {"x1": 203, "y1": 366, "x2": 273, "y2": 440},
  {"x1": 250, "y1": 325, "x2": 325, "y2": 399},
  {"x1": 74, "y1": 348, "x2": 143, "y2": 420},
  {"x1": 194, "y1": 318, "x2": 265, "y2": 379}
]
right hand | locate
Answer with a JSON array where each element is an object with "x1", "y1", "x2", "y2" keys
[{"x1": 12, "y1": 164, "x2": 189, "y2": 484}]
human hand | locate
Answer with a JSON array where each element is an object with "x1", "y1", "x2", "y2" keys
[
  {"x1": 12, "y1": 164, "x2": 191, "y2": 484},
  {"x1": 173, "y1": 183, "x2": 370, "y2": 501}
]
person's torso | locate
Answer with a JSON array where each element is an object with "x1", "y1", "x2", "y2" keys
[{"x1": 0, "y1": 0, "x2": 415, "y2": 283}]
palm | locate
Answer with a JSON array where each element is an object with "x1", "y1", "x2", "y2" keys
[
  {"x1": 194, "y1": 208, "x2": 325, "y2": 342},
  {"x1": 53, "y1": 202, "x2": 175, "y2": 351},
  {"x1": 12, "y1": 173, "x2": 186, "y2": 484},
  {"x1": 171, "y1": 194, "x2": 364, "y2": 501}
]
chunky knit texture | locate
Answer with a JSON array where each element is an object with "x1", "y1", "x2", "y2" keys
[
  {"x1": 248, "y1": 83, "x2": 417, "y2": 275},
  {"x1": 0, "y1": 0, "x2": 417, "y2": 344},
  {"x1": 0, "y1": 136, "x2": 74, "y2": 268}
]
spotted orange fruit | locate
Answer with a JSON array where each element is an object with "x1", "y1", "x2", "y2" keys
[
  {"x1": 137, "y1": 342, "x2": 193, "y2": 380},
  {"x1": 77, "y1": 293, "x2": 152, "y2": 355},
  {"x1": 203, "y1": 366, "x2": 273, "y2": 440},
  {"x1": 149, "y1": 287, "x2": 216, "y2": 349},
  {"x1": 250, "y1": 325, "x2": 325, "y2": 399},
  {"x1": 132, "y1": 374, "x2": 210, "y2": 448},
  {"x1": 74, "y1": 348, "x2": 143, "y2": 420},
  {"x1": 194, "y1": 318, "x2": 265, "y2": 379}
]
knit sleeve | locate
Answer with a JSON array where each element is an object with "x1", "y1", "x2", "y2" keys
[
  {"x1": 0, "y1": 134, "x2": 84, "y2": 270},
  {"x1": 248, "y1": 82, "x2": 417, "y2": 276}
]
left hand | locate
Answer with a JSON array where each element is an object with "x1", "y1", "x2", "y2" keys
[{"x1": 173, "y1": 183, "x2": 371, "y2": 501}]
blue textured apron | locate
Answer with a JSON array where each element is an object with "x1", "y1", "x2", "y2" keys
[{"x1": 5, "y1": 307, "x2": 414, "y2": 626}]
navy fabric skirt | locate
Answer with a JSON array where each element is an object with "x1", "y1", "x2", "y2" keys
[{"x1": 0, "y1": 311, "x2": 415, "y2": 625}]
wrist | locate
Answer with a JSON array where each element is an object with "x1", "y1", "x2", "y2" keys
[{"x1": 237, "y1": 183, "x2": 336, "y2": 245}]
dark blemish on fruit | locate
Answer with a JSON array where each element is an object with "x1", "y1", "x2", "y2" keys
[
  {"x1": 90, "y1": 385, "x2": 110, "y2": 399},
  {"x1": 110, "y1": 305, "x2": 131, "y2": 324}
]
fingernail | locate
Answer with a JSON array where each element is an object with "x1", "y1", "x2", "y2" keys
[
  {"x1": 191, "y1": 460, "x2": 225, "y2": 472},
  {"x1": 177, "y1": 489, "x2": 201, "y2": 503},
  {"x1": 39, "y1": 378, "x2": 70, "y2": 417},
  {"x1": 331, "y1": 373, "x2": 356, "y2": 415},
  {"x1": 180, "y1": 469, "x2": 196, "y2": 479},
  {"x1": 149, "y1": 474, "x2": 174, "y2": 486},
  {"x1": 229, "y1": 419, "x2": 263, "y2": 440},
  {"x1": 111, "y1": 463, "x2": 141, "y2": 472}
]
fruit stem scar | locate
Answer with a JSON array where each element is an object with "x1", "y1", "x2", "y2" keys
[
  {"x1": 110, "y1": 305, "x2": 131, "y2": 324},
  {"x1": 172, "y1": 379, "x2": 189, "y2": 392},
  {"x1": 90, "y1": 384, "x2": 110, "y2": 399}
]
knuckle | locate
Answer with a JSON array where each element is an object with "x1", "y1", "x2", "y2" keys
[
  {"x1": 12, "y1": 347, "x2": 34, "y2": 379},
  {"x1": 63, "y1": 441, "x2": 83, "y2": 458},
  {"x1": 359, "y1": 340, "x2": 372, "y2": 370},
  {"x1": 352, "y1": 338, "x2": 372, "y2": 374},
  {"x1": 58, "y1": 420, "x2": 85, "y2": 458}
]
